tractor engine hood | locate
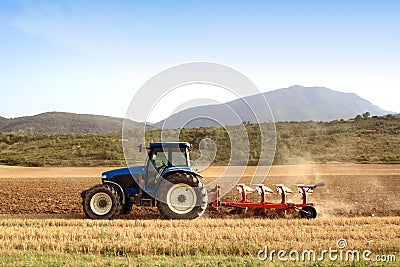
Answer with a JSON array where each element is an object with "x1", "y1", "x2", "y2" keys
[{"x1": 102, "y1": 166, "x2": 146, "y2": 179}]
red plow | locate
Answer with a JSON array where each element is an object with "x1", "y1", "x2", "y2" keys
[{"x1": 209, "y1": 182, "x2": 325, "y2": 219}]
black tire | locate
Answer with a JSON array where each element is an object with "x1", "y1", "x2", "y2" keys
[
  {"x1": 82, "y1": 184, "x2": 121, "y2": 219},
  {"x1": 156, "y1": 173, "x2": 207, "y2": 220},
  {"x1": 81, "y1": 189, "x2": 90, "y2": 218},
  {"x1": 300, "y1": 205, "x2": 317, "y2": 219}
]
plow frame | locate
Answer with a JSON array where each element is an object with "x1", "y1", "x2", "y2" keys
[{"x1": 209, "y1": 182, "x2": 325, "y2": 218}]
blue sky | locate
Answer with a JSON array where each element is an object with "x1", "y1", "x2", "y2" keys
[{"x1": 1, "y1": 0, "x2": 399, "y2": 122}]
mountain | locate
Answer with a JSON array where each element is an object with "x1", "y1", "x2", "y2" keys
[
  {"x1": 1, "y1": 86, "x2": 392, "y2": 133},
  {"x1": 0, "y1": 116, "x2": 7, "y2": 125},
  {"x1": 0, "y1": 112, "x2": 147, "y2": 134},
  {"x1": 265, "y1": 86, "x2": 389, "y2": 121},
  {"x1": 156, "y1": 86, "x2": 391, "y2": 128}
]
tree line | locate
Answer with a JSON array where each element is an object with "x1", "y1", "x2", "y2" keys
[{"x1": 1, "y1": 115, "x2": 399, "y2": 167}]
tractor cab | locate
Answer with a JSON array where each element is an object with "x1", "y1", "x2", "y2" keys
[{"x1": 146, "y1": 142, "x2": 191, "y2": 189}]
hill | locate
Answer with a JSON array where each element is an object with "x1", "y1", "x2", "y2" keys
[
  {"x1": 0, "y1": 87, "x2": 392, "y2": 133},
  {"x1": 1, "y1": 115, "x2": 399, "y2": 167},
  {"x1": 0, "y1": 112, "x2": 147, "y2": 134},
  {"x1": 156, "y1": 85, "x2": 391, "y2": 128},
  {"x1": 0, "y1": 116, "x2": 7, "y2": 128}
]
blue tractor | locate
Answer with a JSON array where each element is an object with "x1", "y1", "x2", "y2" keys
[{"x1": 81, "y1": 142, "x2": 208, "y2": 220}]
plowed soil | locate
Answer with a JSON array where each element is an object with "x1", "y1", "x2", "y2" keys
[{"x1": 0, "y1": 164, "x2": 399, "y2": 217}]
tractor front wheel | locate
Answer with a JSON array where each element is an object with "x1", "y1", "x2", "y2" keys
[
  {"x1": 156, "y1": 173, "x2": 207, "y2": 220},
  {"x1": 82, "y1": 184, "x2": 121, "y2": 219}
]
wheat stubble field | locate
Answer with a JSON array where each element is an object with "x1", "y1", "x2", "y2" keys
[{"x1": 0, "y1": 164, "x2": 399, "y2": 266}]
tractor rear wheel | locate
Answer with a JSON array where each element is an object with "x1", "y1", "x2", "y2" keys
[
  {"x1": 156, "y1": 173, "x2": 207, "y2": 220},
  {"x1": 82, "y1": 184, "x2": 121, "y2": 219},
  {"x1": 300, "y1": 205, "x2": 317, "y2": 219}
]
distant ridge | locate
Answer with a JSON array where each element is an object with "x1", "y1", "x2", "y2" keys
[
  {"x1": 266, "y1": 86, "x2": 388, "y2": 121},
  {"x1": 156, "y1": 85, "x2": 391, "y2": 128},
  {"x1": 0, "y1": 112, "x2": 147, "y2": 134},
  {"x1": 0, "y1": 116, "x2": 7, "y2": 124},
  {"x1": 0, "y1": 86, "x2": 393, "y2": 133}
]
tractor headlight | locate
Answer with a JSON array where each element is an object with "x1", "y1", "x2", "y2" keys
[{"x1": 102, "y1": 174, "x2": 107, "y2": 179}]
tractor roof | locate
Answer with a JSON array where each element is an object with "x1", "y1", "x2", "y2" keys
[{"x1": 149, "y1": 142, "x2": 190, "y2": 148}]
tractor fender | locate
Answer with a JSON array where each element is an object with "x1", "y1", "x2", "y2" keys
[
  {"x1": 161, "y1": 168, "x2": 203, "y2": 181},
  {"x1": 103, "y1": 180, "x2": 126, "y2": 204}
]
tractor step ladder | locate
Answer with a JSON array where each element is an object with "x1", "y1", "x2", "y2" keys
[{"x1": 141, "y1": 198, "x2": 153, "y2": 207}]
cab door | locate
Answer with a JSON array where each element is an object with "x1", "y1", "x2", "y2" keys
[{"x1": 145, "y1": 147, "x2": 168, "y2": 190}]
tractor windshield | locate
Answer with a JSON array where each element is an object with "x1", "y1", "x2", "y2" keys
[
  {"x1": 150, "y1": 146, "x2": 189, "y2": 170},
  {"x1": 145, "y1": 146, "x2": 189, "y2": 189}
]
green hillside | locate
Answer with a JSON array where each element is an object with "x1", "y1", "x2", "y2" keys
[
  {"x1": 0, "y1": 112, "x2": 146, "y2": 134},
  {"x1": 0, "y1": 116, "x2": 7, "y2": 127},
  {"x1": 0, "y1": 115, "x2": 399, "y2": 167}
]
